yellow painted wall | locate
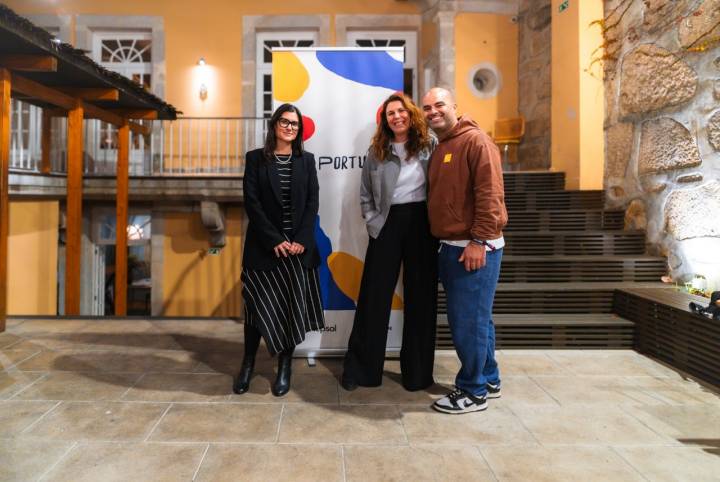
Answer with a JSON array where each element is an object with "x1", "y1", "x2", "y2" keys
[
  {"x1": 578, "y1": 1, "x2": 605, "y2": 190},
  {"x1": 454, "y1": 13, "x2": 518, "y2": 135},
  {"x1": 7, "y1": 201, "x2": 59, "y2": 315},
  {"x1": 8, "y1": 0, "x2": 420, "y2": 117},
  {"x1": 160, "y1": 208, "x2": 244, "y2": 317},
  {"x1": 551, "y1": 0, "x2": 604, "y2": 190}
]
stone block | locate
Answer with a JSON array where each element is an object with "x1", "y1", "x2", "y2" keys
[
  {"x1": 605, "y1": 122, "x2": 635, "y2": 179},
  {"x1": 625, "y1": 199, "x2": 648, "y2": 230},
  {"x1": 678, "y1": 0, "x2": 720, "y2": 48},
  {"x1": 638, "y1": 117, "x2": 701, "y2": 174},
  {"x1": 708, "y1": 110, "x2": 720, "y2": 151},
  {"x1": 665, "y1": 180, "x2": 720, "y2": 239},
  {"x1": 619, "y1": 45, "x2": 698, "y2": 117},
  {"x1": 677, "y1": 173, "x2": 703, "y2": 183}
]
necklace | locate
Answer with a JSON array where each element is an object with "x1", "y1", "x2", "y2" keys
[{"x1": 273, "y1": 152, "x2": 292, "y2": 164}]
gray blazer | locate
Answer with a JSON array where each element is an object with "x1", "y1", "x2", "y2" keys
[{"x1": 360, "y1": 138, "x2": 437, "y2": 239}]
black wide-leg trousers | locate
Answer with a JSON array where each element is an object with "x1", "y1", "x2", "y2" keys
[{"x1": 343, "y1": 201, "x2": 438, "y2": 390}]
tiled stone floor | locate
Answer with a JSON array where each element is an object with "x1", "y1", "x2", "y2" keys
[{"x1": 1, "y1": 318, "x2": 719, "y2": 481}]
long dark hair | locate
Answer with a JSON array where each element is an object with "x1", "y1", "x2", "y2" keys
[
  {"x1": 370, "y1": 93, "x2": 431, "y2": 162},
  {"x1": 263, "y1": 103, "x2": 305, "y2": 161}
]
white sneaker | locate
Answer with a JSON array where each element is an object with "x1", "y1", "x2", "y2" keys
[
  {"x1": 487, "y1": 382, "x2": 501, "y2": 399},
  {"x1": 432, "y1": 388, "x2": 488, "y2": 414}
]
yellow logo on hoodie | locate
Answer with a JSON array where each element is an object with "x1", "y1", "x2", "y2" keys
[{"x1": 443, "y1": 153, "x2": 452, "y2": 163}]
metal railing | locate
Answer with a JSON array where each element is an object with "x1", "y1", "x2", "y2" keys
[{"x1": 9, "y1": 101, "x2": 267, "y2": 176}]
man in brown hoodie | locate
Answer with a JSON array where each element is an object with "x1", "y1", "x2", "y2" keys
[{"x1": 422, "y1": 87, "x2": 507, "y2": 414}]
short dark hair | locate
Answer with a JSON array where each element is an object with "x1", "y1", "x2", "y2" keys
[{"x1": 263, "y1": 103, "x2": 305, "y2": 161}]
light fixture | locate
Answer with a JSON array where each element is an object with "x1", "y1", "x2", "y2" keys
[{"x1": 197, "y1": 57, "x2": 208, "y2": 100}]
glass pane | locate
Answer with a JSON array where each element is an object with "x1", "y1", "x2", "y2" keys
[
  {"x1": 356, "y1": 39, "x2": 372, "y2": 47},
  {"x1": 263, "y1": 74, "x2": 271, "y2": 91},
  {"x1": 263, "y1": 93, "x2": 272, "y2": 111},
  {"x1": 136, "y1": 39, "x2": 152, "y2": 62},
  {"x1": 298, "y1": 40, "x2": 314, "y2": 47},
  {"x1": 403, "y1": 68, "x2": 413, "y2": 99},
  {"x1": 389, "y1": 39, "x2": 406, "y2": 47}
]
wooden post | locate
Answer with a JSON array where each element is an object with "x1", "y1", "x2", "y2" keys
[
  {"x1": 65, "y1": 103, "x2": 83, "y2": 315},
  {"x1": 115, "y1": 121, "x2": 129, "y2": 316},
  {"x1": 41, "y1": 110, "x2": 51, "y2": 174},
  {"x1": 0, "y1": 69, "x2": 11, "y2": 332}
]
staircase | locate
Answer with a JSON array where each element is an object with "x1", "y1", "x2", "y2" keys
[{"x1": 436, "y1": 171, "x2": 667, "y2": 349}]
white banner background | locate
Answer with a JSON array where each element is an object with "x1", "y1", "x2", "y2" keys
[{"x1": 272, "y1": 47, "x2": 405, "y2": 356}]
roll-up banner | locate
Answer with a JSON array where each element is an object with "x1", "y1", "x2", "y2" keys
[{"x1": 272, "y1": 47, "x2": 405, "y2": 357}]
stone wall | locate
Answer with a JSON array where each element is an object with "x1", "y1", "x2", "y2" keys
[
  {"x1": 518, "y1": 0, "x2": 552, "y2": 169},
  {"x1": 603, "y1": 0, "x2": 720, "y2": 290}
]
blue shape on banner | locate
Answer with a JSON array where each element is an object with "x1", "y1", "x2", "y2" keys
[
  {"x1": 316, "y1": 51, "x2": 403, "y2": 91},
  {"x1": 315, "y1": 216, "x2": 356, "y2": 310}
]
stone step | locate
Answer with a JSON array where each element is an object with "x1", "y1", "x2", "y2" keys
[
  {"x1": 505, "y1": 190, "x2": 604, "y2": 211},
  {"x1": 438, "y1": 282, "x2": 669, "y2": 315},
  {"x1": 505, "y1": 209, "x2": 624, "y2": 231},
  {"x1": 436, "y1": 313, "x2": 634, "y2": 349},
  {"x1": 503, "y1": 171, "x2": 565, "y2": 191},
  {"x1": 502, "y1": 230, "x2": 646, "y2": 256},
  {"x1": 498, "y1": 255, "x2": 666, "y2": 283}
]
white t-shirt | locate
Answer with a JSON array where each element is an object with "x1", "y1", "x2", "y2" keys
[{"x1": 391, "y1": 142, "x2": 426, "y2": 205}]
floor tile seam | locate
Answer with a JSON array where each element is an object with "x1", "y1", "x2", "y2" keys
[
  {"x1": 18, "y1": 401, "x2": 62, "y2": 436},
  {"x1": 117, "y1": 372, "x2": 149, "y2": 401},
  {"x1": 0, "y1": 348, "x2": 43, "y2": 370},
  {"x1": 6, "y1": 372, "x2": 51, "y2": 401},
  {"x1": 0, "y1": 336, "x2": 28, "y2": 350},
  {"x1": 274, "y1": 404, "x2": 285, "y2": 443},
  {"x1": 607, "y1": 444, "x2": 653, "y2": 481},
  {"x1": 143, "y1": 402, "x2": 174, "y2": 442},
  {"x1": 503, "y1": 404, "x2": 543, "y2": 446},
  {"x1": 474, "y1": 445, "x2": 500, "y2": 482},
  {"x1": 617, "y1": 403, "x2": 677, "y2": 442},
  {"x1": 340, "y1": 445, "x2": 347, "y2": 482},
  {"x1": 392, "y1": 403, "x2": 411, "y2": 445},
  {"x1": 525, "y1": 375, "x2": 562, "y2": 406},
  {"x1": 190, "y1": 443, "x2": 210, "y2": 481},
  {"x1": 36, "y1": 440, "x2": 78, "y2": 482}
]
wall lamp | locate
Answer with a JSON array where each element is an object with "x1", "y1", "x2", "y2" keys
[{"x1": 198, "y1": 57, "x2": 208, "y2": 100}]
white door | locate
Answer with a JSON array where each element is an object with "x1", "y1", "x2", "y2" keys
[
  {"x1": 90, "y1": 31, "x2": 153, "y2": 174},
  {"x1": 346, "y1": 31, "x2": 418, "y2": 101}
]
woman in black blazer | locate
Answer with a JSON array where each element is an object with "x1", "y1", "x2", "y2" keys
[{"x1": 233, "y1": 103, "x2": 325, "y2": 397}]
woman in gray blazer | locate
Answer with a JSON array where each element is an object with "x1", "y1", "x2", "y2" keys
[{"x1": 342, "y1": 92, "x2": 438, "y2": 391}]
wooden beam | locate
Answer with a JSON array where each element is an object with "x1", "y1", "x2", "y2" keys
[
  {"x1": 11, "y1": 74, "x2": 76, "y2": 110},
  {"x1": 41, "y1": 110, "x2": 51, "y2": 174},
  {"x1": 111, "y1": 109, "x2": 158, "y2": 120},
  {"x1": 57, "y1": 87, "x2": 119, "y2": 101},
  {"x1": 115, "y1": 122, "x2": 129, "y2": 316},
  {"x1": 0, "y1": 55, "x2": 57, "y2": 72},
  {"x1": 0, "y1": 69, "x2": 11, "y2": 332},
  {"x1": 12, "y1": 75, "x2": 149, "y2": 133},
  {"x1": 65, "y1": 104, "x2": 83, "y2": 316}
]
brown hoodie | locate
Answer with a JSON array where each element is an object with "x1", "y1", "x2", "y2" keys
[{"x1": 427, "y1": 115, "x2": 508, "y2": 241}]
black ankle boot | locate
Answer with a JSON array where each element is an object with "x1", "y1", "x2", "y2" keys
[
  {"x1": 232, "y1": 357, "x2": 255, "y2": 394},
  {"x1": 233, "y1": 323, "x2": 260, "y2": 395},
  {"x1": 272, "y1": 348, "x2": 293, "y2": 397}
]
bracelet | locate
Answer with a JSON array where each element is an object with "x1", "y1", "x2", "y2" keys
[{"x1": 471, "y1": 239, "x2": 496, "y2": 251}]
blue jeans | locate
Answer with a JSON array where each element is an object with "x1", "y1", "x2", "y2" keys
[{"x1": 438, "y1": 244, "x2": 502, "y2": 396}]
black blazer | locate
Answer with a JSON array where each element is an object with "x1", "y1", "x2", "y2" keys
[{"x1": 242, "y1": 148, "x2": 320, "y2": 270}]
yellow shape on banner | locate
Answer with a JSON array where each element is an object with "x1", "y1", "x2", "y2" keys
[
  {"x1": 272, "y1": 52, "x2": 309, "y2": 102},
  {"x1": 328, "y1": 252, "x2": 403, "y2": 309}
]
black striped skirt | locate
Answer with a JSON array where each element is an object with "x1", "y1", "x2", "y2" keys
[{"x1": 241, "y1": 255, "x2": 325, "y2": 355}]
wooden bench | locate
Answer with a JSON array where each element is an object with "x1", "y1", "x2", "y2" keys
[{"x1": 614, "y1": 288, "x2": 720, "y2": 387}]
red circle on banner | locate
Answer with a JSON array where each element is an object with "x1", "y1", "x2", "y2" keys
[{"x1": 302, "y1": 115, "x2": 315, "y2": 141}]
